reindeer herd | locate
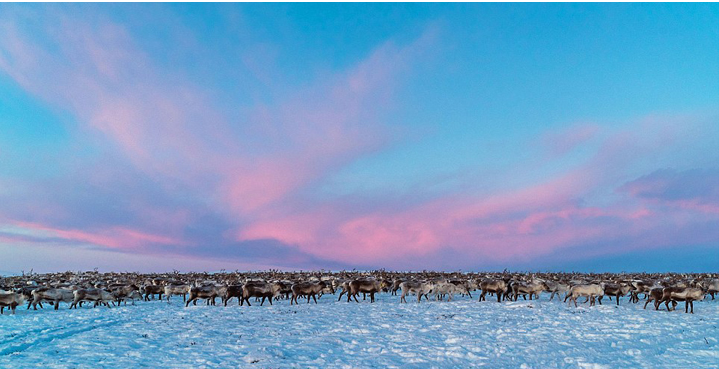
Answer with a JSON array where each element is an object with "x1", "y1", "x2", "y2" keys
[{"x1": 1, "y1": 270, "x2": 718, "y2": 315}]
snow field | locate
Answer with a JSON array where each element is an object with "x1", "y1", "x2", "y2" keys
[{"x1": 1, "y1": 293, "x2": 718, "y2": 368}]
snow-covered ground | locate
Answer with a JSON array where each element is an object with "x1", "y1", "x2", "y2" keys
[{"x1": 1, "y1": 293, "x2": 718, "y2": 368}]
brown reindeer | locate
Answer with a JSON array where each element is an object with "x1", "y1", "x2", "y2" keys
[
  {"x1": 390, "y1": 279, "x2": 404, "y2": 296},
  {"x1": 601, "y1": 283, "x2": 632, "y2": 306},
  {"x1": 141, "y1": 284, "x2": 164, "y2": 301},
  {"x1": 185, "y1": 286, "x2": 224, "y2": 307},
  {"x1": 223, "y1": 285, "x2": 244, "y2": 306},
  {"x1": 112, "y1": 284, "x2": 140, "y2": 306},
  {"x1": 660, "y1": 287, "x2": 705, "y2": 314},
  {"x1": 511, "y1": 280, "x2": 545, "y2": 301},
  {"x1": 347, "y1": 278, "x2": 386, "y2": 303},
  {"x1": 241, "y1": 281, "x2": 281, "y2": 306},
  {"x1": 70, "y1": 288, "x2": 114, "y2": 309},
  {"x1": 0, "y1": 292, "x2": 24, "y2": 314},
  {"x1": 291, "y1": 281, "x2": 327, "y2": 305},
  {"x1": 643, "y1": 288, "x2": 664, "y2": 310},
  {"x1": 479, "y1": 279, "x2": 507, "y2": 302}
]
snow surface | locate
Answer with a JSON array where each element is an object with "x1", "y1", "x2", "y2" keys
[{"x1": 2, "y1": 293, "x2": 719, "y2": 368}]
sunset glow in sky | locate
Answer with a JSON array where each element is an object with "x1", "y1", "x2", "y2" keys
[{"x1": 1, "y1": 3, "x2": 718, "y2": 273}]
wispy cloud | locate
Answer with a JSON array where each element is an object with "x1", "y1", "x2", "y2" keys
[
  {"x1": 1, "y1": 5, "x2": 717, "y2": 272},
  {"x1": 0, "y1": 6, "x2": 438, "y2": 270}
]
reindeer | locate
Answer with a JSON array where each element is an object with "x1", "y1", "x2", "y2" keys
[
  {"x1": 399, "y1": 281, "x2": 433, "y2": 303},
  {"x1": 567, "y1": 284, "x2": 604, "y2": 307},
  {"x1": 241, "y1": 281, "x2": 281, "y2": 306},
  {"x1": 223, "y1": 285, "x2": 244, "y2": 306},
  {"x1": 543, "y1": 280, "x2": 570, "y2": 301},
  {"x1": 141, "y1": 284, "x2": 164, "y2": 301},
  {"x1": 432, "y1": 281, "x2": 466, "y2": 301},
  {"x1": 347, "y1": 278, "x2": 387, "y2": 303},
  {"x1": 705, "y1": 279, "x2": 719, "y2": 300},
  {"x1": 291, "y1": 281, "x2": 327, "y2": 305},
  {"x1": 185, "y1": 286, "x2": 224, "y2": 307},
  {"x1": 112, "y1": 284, "x2": 141, "y2": 305},
  {"x1": 336, "y1": 280, "x2": 352, "y2": 301},
  {"x1": 164, "y1": 284, "x2": 191, "y2": 303},
  {"x1": 643, "y1": 288, "x2": 664, "y2": 310},
  {"x1": 0, "y1": 291, "x2": 24, "y2": 314},
  {"x1": 390, "y1": 279, "x2": 404, "y2": 296},
  {"x1": 601, "y1": 283, "x2": 632, "y2": 306},
  {"x1": 511, "y1": 280, "x2": 545, "y2": 301},
  {"x1": 628, "y1": 280, "x2": 655, "y2": 303},
  {"x1": 30, "y1": 287, "x2": 75, "y2": 310},
  {"x1": 70, "y1": 288, "x2": 114, "y2": 309},
  {"x1": 660, "y1": 287, "x2": 705, "y2": 314},
  {"x1": 479, "y1": 279, "x2": 507, "y2": 302}
]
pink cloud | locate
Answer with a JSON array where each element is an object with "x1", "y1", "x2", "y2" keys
[
  {"x1": 0, "y1": 9, "x2": 443, "y2": 269},
  {"x1": 0, "y1": 10, "x2": 435, "y2": 221},
  {"x1": 619, "y1": 168, "x2": 719, "y2": 214},
  {"x1": 11, "y1": 221, "x2": 185, "y2": 251},
  {"x1": 542, "y1": 123, "x2": 600, "y2": 156},
  {"x1": 237, "y1": 115, "x2": 719, "y2": 268},
  {"x1": 2, "y1": 8, "x2": 717, "y2": 271}
]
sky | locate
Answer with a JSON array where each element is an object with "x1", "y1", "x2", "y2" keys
[{"x1": 1, "y1": 3, "x2": 718, "y2": 274}]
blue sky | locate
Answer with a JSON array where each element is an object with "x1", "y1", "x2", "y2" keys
[{"x1": 0, "y1": 3, "x2": 718, "y2": 272}]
